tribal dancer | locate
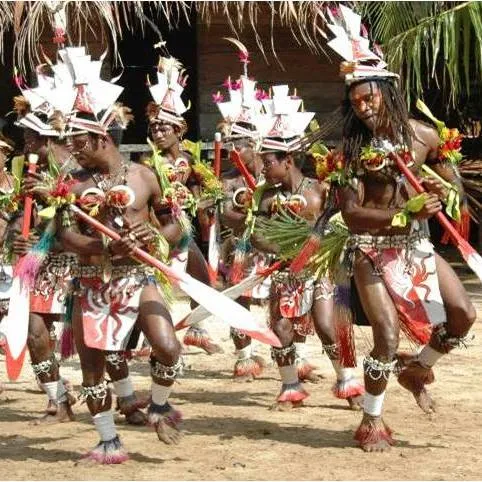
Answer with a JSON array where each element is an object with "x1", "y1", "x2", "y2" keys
[
  {"x1": 213, "y1": 40, "x2": 269, "y2": 380},
  {"x1": 32, "y1": 46, "x2": 184, "y2": 463},
  {"x1": 312, "y1": 6, "x2": 476, "y2": 451},
  {"x1": 249, "y1": 84, "x2": 364, "y2": 410},
  {"x1": 146, "y1": 55, "x2": 222, "y2": 355},
  {"x1": 11, "y1": 95, "x2": 78, "y2": 424}
]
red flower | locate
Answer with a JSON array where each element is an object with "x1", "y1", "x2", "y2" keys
[{"x1": 238, "y1": 51, "x2": 250, "y2": 64}]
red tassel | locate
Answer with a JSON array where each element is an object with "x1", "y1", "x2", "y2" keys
[
  {"x1": 60, "y1": 326, "x2": 76, "y2": 361},
  {"x1": 233, "y1": 357, "x2": 264, "y2": 378},
  {"x1": 229, "y1": 259, "x2": 246, "y2": 284},
  {"x1": 332, "y1": 378, "x2": 365, "y2": 399},
  {"x1": 335, "y1": 313, "x2": 357, "y2": 368},
  {"x1": 289, "y1": 235, "x2": 321, "y2": 274},
  {"x1": 354, "y1": 418, "x2": 394, "y2": 447},
  {"x1": 277, "y1": 384, "x2": 309, "y2": 403},
  {"x1": 295, "y1": 358, "x2": 317, "y2": 381}
]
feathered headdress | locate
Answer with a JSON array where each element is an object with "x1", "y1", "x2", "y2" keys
[
  {"x1": 147, "y1": 56, "x2": 189, "y2": 127},
  {"x1": 15, "y1": 46, "x2": 126, "y2": 137},
  {"x1": 326, "y1": 5, "x2": 398, "y2": 85},
  {"x1": 213, "y1": 38, "x2": 265, "y2": 140},
  {"x1": 251, "y1": 84, "x2": 314, "y2": 153}
]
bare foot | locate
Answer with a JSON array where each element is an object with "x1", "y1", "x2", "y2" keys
[
  {"x1": 347, "y1": 395, "x2": 364, "y2": 411},
  {"x1": 148, "y1": 405, "x2": 182, "y2": 445},
  {"x1": 299, "y1": 371, "x2": 324, "y2": 384},
  {"x1": 354, "y1": 414, "x2": 394, "y2": 452},
  {"x1": 397, "y1": 361, "x2": 436, "y2": 414},
  {"x1": 269, "y1": 400, "x2": 304, "y2": 411},
  {"x1": 30, "y1": 401, "x2": 75, "y2": 425}
]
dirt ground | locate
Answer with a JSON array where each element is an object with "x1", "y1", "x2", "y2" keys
[{"x1": 0, "y1": 255, "x2": 481, "y2": 480}]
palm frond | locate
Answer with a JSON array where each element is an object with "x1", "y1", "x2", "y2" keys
[
  {"x1": 10, "y1": 1, "x2": 191, "y2": 74},
  {"x1": 357, "y1": 1, "x2": 482, "y2": 107}
]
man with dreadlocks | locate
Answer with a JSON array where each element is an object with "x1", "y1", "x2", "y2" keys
[
  {"x1": 319, "y1": 5, "x2": 476, "y2": 451},
  {"x1": 145, "y1": 54, "x2": 223, "y2": 355},
  {"x1": 248, "y1": 84, "x2": 364, "y2": 410}
]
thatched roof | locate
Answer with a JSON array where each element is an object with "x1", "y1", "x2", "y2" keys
[{"x1": 0, "y1": 1, "x2": 330, "y2": 73}]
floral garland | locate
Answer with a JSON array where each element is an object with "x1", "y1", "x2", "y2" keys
[
  {"x1": 416, "y1": 99, "x2": 463, "y2": 166},
  {"x1": 359, "y1": 144, "x2": 413, "y2": 172}
]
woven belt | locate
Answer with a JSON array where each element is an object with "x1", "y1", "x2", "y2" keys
[
  {"x1": 73, "y1": 264, "x2": 155, "y2": 279},
  {"x1": 347, "y1": 231, "x2": 426, "y2": 250}
]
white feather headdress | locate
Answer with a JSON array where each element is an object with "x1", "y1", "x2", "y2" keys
[{"x1": 326, "y1": 5, "x2": 398, "y2": 85}]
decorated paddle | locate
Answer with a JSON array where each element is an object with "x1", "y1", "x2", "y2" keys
[
  {"x1": 175, "y1": 261, "x2": 282, "y2": 330},
  {"x1": 207, "y1": 132, "x2": 222, "y2": 284},
  {"x1": 3, "y1": 154, "x2": 39, "y2": 380},
  {"x1": 230, "y1": 149, "x2": 257, "y2": 191},
  {"x1": 392, "y1": 153, "x2": 482, "y2": 283},
  {"x1": 70, "y1": 205, "x2": 281, "y2": 346}
]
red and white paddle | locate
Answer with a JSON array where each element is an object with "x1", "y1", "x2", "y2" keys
[
  {"x1": 2, "y1": 154, "x2": 39, "y2": 380},
  {"x1": 70, "y1": 205, "x2": 281, "y2": 347},
  {"x1": 393, "y1": 153, "x2": 482, "y2": 283}
]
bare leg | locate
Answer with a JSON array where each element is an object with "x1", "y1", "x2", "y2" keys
[
  {"x1": 105, "y1": 353, "x2": 147, "y2": 426},
  {"x1": 27, "y1": 312, "x2": 74, "y2": 424},
  {"x1": 183, "y1": 241, "x2": 223, "y2": 354},
  {"x1": 231, "y1": 296, "x2": 265, "y2": 381},
  {"x1": 269, "y1": 286, "x2": 308, "y2": 411},
  {"x1": 398, "y1": 253, "x2": 476, "y2": 412},
  {"x1": 311, "y1": 287, "x2": 364, "y2": 409},
  {"x1": 137, "y1": 284, "x2": 183, "y2": 445},
  {"x1": 72, "y1": 298, "x2": 128, "y2": 465},
  {"x1": 352, "y1": 253, "x2": 399, "y2": 452}
]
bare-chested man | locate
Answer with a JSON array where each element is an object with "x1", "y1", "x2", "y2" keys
[
  {"x1": 146, "y1": 55, "x2": 222, "y2": 355},
  {"x1": 249, "y1": 84, "x2": 364, "y2": 410},
  {"x1": 60, "y1": 128, "x2": 184, "y2": 463},
  {"x1": 323, "y1": 5, "x2": 476, "y2": 452}
]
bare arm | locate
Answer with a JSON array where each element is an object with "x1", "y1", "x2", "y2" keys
[{"x1": 339, "y1": 184, "x2": 399, "y2": 231}]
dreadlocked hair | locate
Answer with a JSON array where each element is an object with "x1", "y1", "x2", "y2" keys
[{"x1": 342, "y1": 79, "x2": 414, "y2": 173}]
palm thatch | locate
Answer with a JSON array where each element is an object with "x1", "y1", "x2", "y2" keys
[
  {"x1": 358, "y1": 1, "x2": 482, "y2": 107},
  {"x1": 8, "y1": 1, "x2": 190, "y2": 73},
  {"x1": 1, "y1": 1, "x2": 333, "y2": 73}
]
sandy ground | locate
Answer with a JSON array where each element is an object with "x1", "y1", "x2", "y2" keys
[{"x1": 0, "y1": 252, "x2": 481, "y2": 480}]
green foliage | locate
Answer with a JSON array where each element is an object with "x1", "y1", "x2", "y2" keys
[{"x1": 357, "y1": 1, "x2": 482, "y2": 107}]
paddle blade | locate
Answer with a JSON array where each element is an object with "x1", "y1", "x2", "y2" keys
[
  {"x1": 5, "y1": 344, "x2": 27, "y2": 381},
  {"x1": 465, "y1": 249, "x2": 482, "y2": 283},
  {"x1": 175, "y1": 273, "x2": 264, "y2": 329},
  {"x1": 177, "y1": 274, "x2": 280, "y2": 346},
  {"x1": 2, "y1": 278, "x2": 30, "y2": 359}
]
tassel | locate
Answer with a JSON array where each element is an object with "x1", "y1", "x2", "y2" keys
[
  {"x1": 229, "y1": 237, "x2": 250, "y2": 284},
  {"x1": 333, "y1": 278, "x2": 357, "y2": 367},
  {"x1": 14, "y1": 220, "x2": 56, "y2": 288},
  {"x1": 81, "y1": 436, "x2": 129, "y2": 465},
  {"x1": 354, "y1": 418, "x2": 394, "y2": 447},
  {"x1": 60, "y1": 294, "x2": 76, "y2": 360},
  {"x1": 332, "y1": 378, "x2": 365, "y2": 399},
  {"x1": 295, "y1": 358, "x2": 318, "y2": 381},
  {"x1": 289, "y1": 234, "x2": 322, "y2": 274},
  {"x1": 233, "y1": 357, "x2": 264, "y2": 378},
  {"x1": 277, "y1": 383, "x2": 309, "y2": 403}
]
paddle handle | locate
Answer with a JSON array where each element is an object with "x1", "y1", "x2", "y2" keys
[
  {"x1": 22, "y1": 154, "x2": 39, "y2": 238},
  {"x1": 70, "y1": 205, "x2": 182, "y2": 282},
  {"x1": 230, "y1": 150, "x2": 257, "y2": 191},
  {"x1": 214, "y1": 132, "x2": 222, "y2": 178},
  {"x1": 392, "y1": 154, "x2": 463, "y2": 246}
]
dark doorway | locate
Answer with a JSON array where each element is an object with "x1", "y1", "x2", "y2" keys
[{"x1": 116, "y1": 8, "x2": 198, "y2": 145}]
